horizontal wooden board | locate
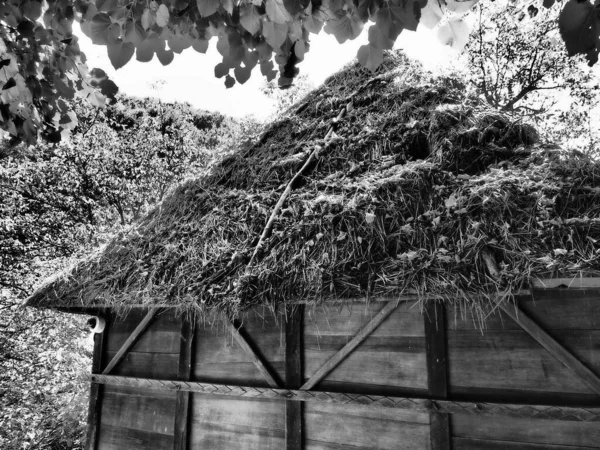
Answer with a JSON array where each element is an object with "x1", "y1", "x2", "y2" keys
[
  {"x1": 448, "y1": 328, "x2": 600, "y2": 398},
  {"x1": 97, "y1": 424, "x2": 173, "y2": 450},
  {"x1": 193, "y1": 310, "x2": 285, "y2": 386},
  {"x1": 304, "y1": 401, "x2": 429, "y2": 450},
  {"x1": 105, "y1": 351, "x2": 179, "y2": 379},
  {"x1": 100, "y1": 385, "x2": 177, "y2": 436},
  {"x1": 105, "y1": 310, "x2": 181, "y2": 354},
  {"x1": 304, "y1": 301, "x2": 427, "y2": 391},
  {"x1": 453, "y1": 437, "x2": 600, "y2": 450},
  {"x1": 452, "y1": 413, "x2": 600, "y2": 448},
  {"x1": 189, "y1": 393, "x2": 285, "y2": 450},
  {"x1": 447, "y1": 291, "x2": 600, "y2": 332}
]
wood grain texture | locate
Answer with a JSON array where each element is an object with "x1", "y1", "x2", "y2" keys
[
  {"x1": 301, "y1": 299, "x2": 400, "y2": 390},
  {"x1": 174, "y1": 317, "x2": 194, "y2": 450},
  {"x1": 424, "y1": 301, "x2": 451, "y2": 450},
  {"x1": 304, "y1": 301, "x2": 427, "y2": 391},
  {"x1": 104, "y1": 351, "x2": 179, "y2": 379},
  {"x1": 86, "y1": 311, "x2": 106, "y2": 450},
  {"x1": 193, "y1": 309, "x2": 285, "y2": 386},
  {"x1": 100, "y1": 386, "x2": 177, "y2": 436},
  {"x1": 285, "y1": 306, "x2": 303, "y2": 450},
  {"x1": 103, "y1": 308, "x2": 159, "y2": 374},
  {"x1": 501, "y1": 303, "x2": 600, "y2": 396},
  {"x1": 227, "y1": 320, "x2": 280, "y2": 388},
  {"x1": 304, "y1": 401, "x2": 429, "y2": 450},
  {"x1": 97, "y1": 425, "x2": 173, "y2": 450},
  {"x1": 189, "y1": 393, "x2": 285, "y2": 450},
  {"x1": 105, "y1": 310, "x2": 180, "y2": 354},
  {"x1": 453, "y1": 437, "x2": 600, "y2": 450},
  {"x1": 531, "y1": 277, "x2": 600, "y2": 289},
  {"x1": 452, "y1": 413, "x2": 600, "y2": 448}
]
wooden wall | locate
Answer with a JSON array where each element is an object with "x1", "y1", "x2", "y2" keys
[{"x1": 89, "y1": 287, "x2": 600, "y2": 450}]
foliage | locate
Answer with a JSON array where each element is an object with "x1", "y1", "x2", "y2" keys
[
  {"x1": 0, "y1": 0, "x2": 597, "y2": 145},
  {"x1": 0, "y1": 95, "x2": 258, "y2": 449},
  {"x1": 466, "y1": 0, "x2": 599, "y2": 152},
  {"x1": 260, "y1": 73, "x2": 314, "y2": 114}
]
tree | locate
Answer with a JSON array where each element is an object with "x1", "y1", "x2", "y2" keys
[
  {"x1": 466, "y1": 0, "x2": 599, "y2": 152},
  {"x1": 0, "y1": 0, "x2": 598, "y2": 145}
]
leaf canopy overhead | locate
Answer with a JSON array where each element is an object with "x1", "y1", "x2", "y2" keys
[{"x1": 0, "y1": 0, "x2": 598, "y2": 145}]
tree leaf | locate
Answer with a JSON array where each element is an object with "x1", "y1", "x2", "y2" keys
[
  {"x1": 107, "y1": 42, "x2": 135, "y2": 69},
  {"x1": 141, "y1": 8, "x2": 154, "y2": 30},
  {"x1": 543, "y1": 0, "x2": 555, "y2": 8},
  {"x1": 156, "y1": 4, "x2": 170, "y2": 27},
  {"x1": 559, "y1": 0, "x2": 600, "y2": 66},
  {"x1": 197, "y1": 0, "x2": 220, "y2": 17},
  {"x1": 303, "y1": 15, "x2": 323, "y2": 34},
  {"x1": 156, "y1": 48, "x2": 174, "y2": 65},
  {"x1": 224, "y1": 74, "x2": 236, "y2": 87},
  {"x1": 283, "y1": 0, "x2": 309, "y2": 15},
  {"x1": 234, "y1": 65, "x2": 252, "y2": 84},
  {"x1": 266, "y1": 0, "x2": 293, "y2": 24},
  {"x1": 192, "y1": 38, "x2": 209, "y2": 53},
  {"x1": 215, "y1": 62, "x2": 229, "y2": 78},
  {"x1": 419, "y1": 0, "x2": 444, "y2": 29},
  {"x1": 368, "y1": 24, "x2": 394, "y2": 50},
  {"x1": 90, "y1": 13, "x2": 121, "y2": 45},
  {"x1": 123, "y1": 20, "x2": 146, "y2": 46},
  {"x1": 375, "y1": 1, "x2": 422, "y2": 41},
  {"x1": 136, "y1": 40, "x2": 155, "y2": 62},
  {"x1": 444, "y1": 0, "x2": 478, "y2": 14},
  {"x1": 263, "y1": 21, "x2": 288, "y2": 48},
  {"x1": 240, "y1": 5, "x2": 262, "y2": 35},
  {"x1": 436, "y1": 18, "x2": 469, "y2": 51},
  {"x1": 220, "y1": 0, "x2": 234, "y2": 15},
  {"x1": 22, "y1": 1, "x2": 42, "y2": 21},
  {"x1": 324, "y1": 14, "x2": 364, "y2": 43},
  {"x1": 357, "y1": 43, "x2": 383, "y2": 71}
]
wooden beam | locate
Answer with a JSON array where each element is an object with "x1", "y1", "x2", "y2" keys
[
  {"x1": 300, "y1": 298, "x2": 399, "y2": 391},
  {"x1": 501, "y1": 303, "x2": 600, "y2": 396},
  {"x1": 86, "y1": 310, "x2": 107, "y2": 450},
  {"x1": 424, "y1": 301, "x2": 451, "y2": 450},
  {"x1": 102, "y1": 308, "x2": 158, "y2": 375},
  {"x1": 531, "y1": 277, "x2": 600, "y2": 289},
  {"x1": 227, "y1": 321, "x2": 280, "y2": 388},
  {"x1": 90, "y1": 374, "x2": 600, "y2": 423},
  {"x1": 174, "y1": 316, "x2": 195, "y2": 450},
  {"x1": 285, "y1": 305, "x2": 303, "y2": 450}
]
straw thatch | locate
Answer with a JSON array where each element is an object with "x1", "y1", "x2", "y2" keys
[{"x1": 26, "y1": 51, "x2": 600, "y2": 319}]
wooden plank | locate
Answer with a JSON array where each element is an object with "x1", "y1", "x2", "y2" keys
[
  {"x1": 189, "y1": 393, "x2": 285, "y2": 450},
  {"x1": 86, "y1": 310, "x2": 107, "y2": 450},
  {"x1": 301, "y1": 299, "x2": 400, "y2": 391},
  {"x1": 452, "y1": 413, "x2": 600, "y2": 448},
  {"x1": 174, "y1": 316, "x2": 195, "y2": 450},
  {"x1": 227, "y1": 320, "x2": 280, "y2": 388},
  {"x1": 104, "y1": 351, "x2": 179, "y2": 379},
  {"x1": 106, "y1": 310, "x2": 180, "y2": 354},
  {"x1": 453, "y1": 437, "x2": 600, "y2": 450},
  {"x1": 424, "y1": 301, "x2": 450, "y2": 450},
  {"x1": 102, "y1": 308, "x2": 159, "y2": 375},
  {"x1": 97, "y1": 424, "x2": 173, "y2": 450},
  {"x1": 285, "y1": 306, "x2": 303, "y2": 450},
  {"x1": 92, "y1": 374, "x2": 600, "y2": 422},
  {"x1": 501, "y1": 303, "x2": 600, "y2": 396},
  {"x1": 531, "y1": 277, "x2": 600, "y2": 289},
  {"x1": 194, "y1": 309, "x2": 285, "y2": 385},
  {"x1": 304, "y1": 401, "x2": 429, "y2": 450},
  {"x1": 425, "y1": 301, "x2": 448, "y2": 399}
]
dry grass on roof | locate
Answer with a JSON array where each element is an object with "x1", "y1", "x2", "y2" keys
[{"x1": 27, "y1": 50, "x2": 600, "y2": 322}]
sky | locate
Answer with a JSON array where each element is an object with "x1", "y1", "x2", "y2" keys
[{"x1": 76, "y1": 24, "x2": 460, "y2": 120}]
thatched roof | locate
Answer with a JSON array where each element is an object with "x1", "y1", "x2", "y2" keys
[{"x1": 26, "y1": 51, "x2": 600, "y2": 317}]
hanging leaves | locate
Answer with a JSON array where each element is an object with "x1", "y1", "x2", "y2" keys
[
  {"x1": 437, "y1": 18, "x2": 470, "y2": 51},
  {"x1": 559, "y1": 0, "x2": 600, "y2": 66},
  {"x1": 107, "y1": 42, "x2": 135, "y2": 69}
]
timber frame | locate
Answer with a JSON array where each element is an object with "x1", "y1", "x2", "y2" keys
[{"x1": 84, "y1": 283, "x2": 600, "y2": 450}]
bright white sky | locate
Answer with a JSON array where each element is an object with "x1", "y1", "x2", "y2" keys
[{"x1": 76, "y1": 24, "x2": 459, "y2": 120}]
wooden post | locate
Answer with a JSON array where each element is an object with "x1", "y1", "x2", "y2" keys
[
  {"x1": 285, "y1": 305, "x2": 303, "y2": 450},
  {"x1": 174, "y1": 315, "x2": 195, "y2": 450},
  {"x1": 86, "y1": 309, "x2": 107, "y2": 450},
  {"x1": 424, "y1": 301, "x2": 451, "y2": 450}
]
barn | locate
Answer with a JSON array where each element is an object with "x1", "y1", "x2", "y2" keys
[{"x1": 27, "y1": 51, "x2": 600, "y2": 450}]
